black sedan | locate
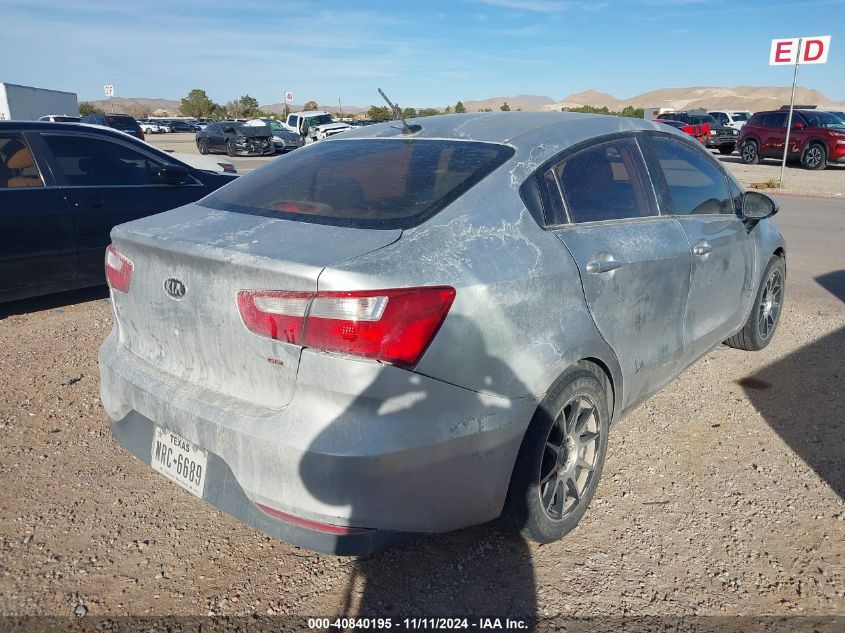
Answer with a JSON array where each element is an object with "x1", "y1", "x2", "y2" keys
[
  {"x1": 0, "y1": 121, "x2": 237, "y2": 303},
  {"x1": 195, "y1": 121, "x2": 275, "y2": 157}
]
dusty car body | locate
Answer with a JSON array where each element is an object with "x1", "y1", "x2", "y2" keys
[{"x1": 100, "y1": 112, "x2": 786, "y2": 555}]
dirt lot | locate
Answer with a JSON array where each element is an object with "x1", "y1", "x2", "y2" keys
[{"x1": 0, "y1": 276, "x2": 843, "y2": 625}]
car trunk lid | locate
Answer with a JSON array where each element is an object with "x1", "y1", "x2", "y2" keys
[{"x1": 109, "y1": 203, "x2": 401, "y2": 409}]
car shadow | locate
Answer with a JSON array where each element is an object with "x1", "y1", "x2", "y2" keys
[
  {"x1": 739, "y1": 274, "x2": 845, "y2": 500},
  {"x1": 815, "y1": 270, "x2": 845, "y2": 303},
  {"x1": 0, "y1": 285, "x2": 109, "y2": 319},
  {"x1": 299, "y1": 316, "x2": 537, "y2": 618}
]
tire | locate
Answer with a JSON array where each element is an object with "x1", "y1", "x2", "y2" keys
[
  {"x1": 197, "y1": 138, "x2": 208, "y2": 155},
  {"x1": 801, "y1": 142, "x2": 827, "y2": 170},
  {"x1": 725, "y1": 256, "x2": 786, "y2": 351},
  {"x1": 741, "y1": 139, "x2": 760, "y2": 164},
  {"x1": 505, "y1": 362, "x2": 610, "y2": 544},
  {"x1": 719, "y1": 143, "x2": 736, "y2": 155},
  {"x1": 226, "y1": 140, "x2": 236, "y2": 157}
]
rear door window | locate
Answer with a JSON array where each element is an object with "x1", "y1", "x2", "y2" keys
[
  {"x1": 200, "y1": 139, "x2": 514, "y2": 229},
  {"x1": 649, "y1": 136, "x2": 732, "y2": 215},
  {"x1": 549, "y1": 137, "x2": 657, "y2": 223}
]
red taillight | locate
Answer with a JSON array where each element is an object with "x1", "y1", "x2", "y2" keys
[
  {"x1": 237, "y1": 286, "x2": 456, "y2": 368},
  {"x1": 105, "y1": 244, "x2": 133, "y2": 293}
]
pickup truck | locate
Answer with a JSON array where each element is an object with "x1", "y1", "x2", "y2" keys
[
  {"x1": 657, "y1": 111, "x2": 738, "y2": 154},
  {"x1": 283, "y1": 111, "x2": 352, "y2": 143}
]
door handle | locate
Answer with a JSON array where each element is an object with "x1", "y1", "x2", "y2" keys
[
  {"x1": 693, "y1": 241, "x2": 713, "y2": 256},
  {"x1": 586, "y1": 254, "x2": 625, "y2": 274}
]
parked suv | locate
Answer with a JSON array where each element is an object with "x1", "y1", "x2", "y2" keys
[
  {"x1": 81, "y1": 113, "x2": 144, "y2": 141},
  {"x1": 657, "y1": 111, "x2": 738, "y2": 154},
  {"x1": 739, "y1": 109, "x2": 845, "y2": 170}
]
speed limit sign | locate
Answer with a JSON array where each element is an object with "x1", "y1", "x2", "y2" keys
[{"x1": 285, "y1": 91, "x2": 294, "y2": 102}]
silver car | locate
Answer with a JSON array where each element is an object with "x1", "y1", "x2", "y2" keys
[{"x1": 99, "y1": 112, "x2": 786, "y2": 555}]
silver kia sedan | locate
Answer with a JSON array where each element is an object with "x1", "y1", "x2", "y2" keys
[{"x1": 99, "y1": 112, "x2": 785, "y2": 555}]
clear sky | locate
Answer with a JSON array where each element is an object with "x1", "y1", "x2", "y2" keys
[{"x1": 2, "y1": 0, "x2": 843, "y2": 107}]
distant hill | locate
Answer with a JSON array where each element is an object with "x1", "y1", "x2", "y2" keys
[
  {"x1": 544, "y1": 86, "x2": 845, "y2": 113},
  {"x1": 88, "y1": 97, "x2": 181, "y2": 116},
  {"x1": 459, "y1": 94, "x2": 556, "y2": 112},
  {"x1": 83, "y1": 86, "x2": 845, "y2": 119}
]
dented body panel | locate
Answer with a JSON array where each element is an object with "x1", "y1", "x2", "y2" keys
[{"x1": 100, "y1": 112, "x2": 785, "y2": 554}]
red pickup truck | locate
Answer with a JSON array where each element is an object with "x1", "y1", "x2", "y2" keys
[{"x1": 655, "y1": 119, "x2": 710, "y2": 144}]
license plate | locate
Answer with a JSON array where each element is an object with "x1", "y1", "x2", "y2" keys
[{"x1": 151, "y1": 427, "x2": 207, "y2": 497}]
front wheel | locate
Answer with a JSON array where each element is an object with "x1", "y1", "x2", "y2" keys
[
  {"x1": 741, "y1": 140, "x2": 760, "y2": 164},
  {"x1": 197, "y1": 138, "x2": 209, "y2": 155},
  {"x1": 801, "y1": 143, "x2": 827, "y2": 170},
  {"x1": 505, "y1": 363, "x2": 610, "y2": 544},
  {"x1": 725, "y1": 256, "x2": 785, "y2": 351}
]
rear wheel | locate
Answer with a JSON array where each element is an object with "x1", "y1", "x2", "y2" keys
[
  {"x1": 719, "y1": 143, "x2": 736, "y2": 155},
  {"x1": 725, "y1": 255, "x2": 785, "y2": 351},
  {"x1": 741, "y1": 139, "x2": 760, "y2": 164},
  {"x1": 801, "y1": 143, "x2": 826, "y2": 170},
  {"x1": 226, "y1": 140, "x2": 236, "y2": 157},
  {"x1": 505, "y1": 363, "x2": 610, "y2": 544}
]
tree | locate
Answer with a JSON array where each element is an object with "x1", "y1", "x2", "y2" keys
[
  {"x1": 367, "y1": 106, "x2": 391, "y2": 121},
  {"x1": 500, "y1": 102, "x2": 511, "y2": 111},
  {"x1": 180, "y1": 89, "x2": 216, "y2": 118},
  {"x1": 479, "y1": 107, "x2": 493, "y2": 112},
  {"x1": 454, "y1": 100, "x2": 466, "y2": 114},
  {"x1": 402, "y1": 107, "x2": 417, "y2": 118},
  {"x1": 238, "y1": 94, "x2": 261, "y2": 118},
  {"x1": 444, "y1": 105, "x2": 452, "y2": 114},
  {"x1": 78, "y1": 102, "x2": 102, "y2": 116},
  {"x1": 303, "y1": 100, "x2": 319, "y2": 111},
  {"x1": 417, "y1": 108, "x2": 440, "y2": 117}
]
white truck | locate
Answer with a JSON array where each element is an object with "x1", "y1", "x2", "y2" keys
[
  {"x1": 0, "y1": 83, "x2": 78, "y2": 121},
  {"x1": 283, "y1": 111, "x2": 352, "y2": 143}
]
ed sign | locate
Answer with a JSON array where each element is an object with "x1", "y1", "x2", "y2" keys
[{"x1": 770, "y1": 36, "x2": 831, "y2": 65}]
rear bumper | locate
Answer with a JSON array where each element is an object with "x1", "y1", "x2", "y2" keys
[{"x1": 99, "y1": 331, "x2": 533, "y2": 554}]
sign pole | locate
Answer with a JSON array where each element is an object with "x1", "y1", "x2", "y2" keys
[{"x1": 779, "y1": 37, "x2": 801, "y2": 188}]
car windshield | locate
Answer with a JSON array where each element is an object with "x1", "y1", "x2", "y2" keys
[
  {"x1": 200, "y1": 139, "x2": 514, "y2": 230},
  {"x1": 305, "y1": 114, "x2": 335, "y2": 126},
  {"x1": 691, "y1": 115, "x2": 718, "y2": 126},
  {"x1": 731, "y1": 112, "x2": 750, "y2": 121},
  {"x1": 802, "y1": 111, "x2": 845, "y2": 129},
  {"x1": 106, "y1": 116, "x2": 139, "y2": 131}
]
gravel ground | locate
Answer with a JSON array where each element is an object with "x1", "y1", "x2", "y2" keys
[{"x1": 0, "y1": 286, "x2": 842, "y2": 624}]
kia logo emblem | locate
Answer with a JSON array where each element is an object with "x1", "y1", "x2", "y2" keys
[{"x1": 164, "y1": 277, "x2": 186, "y2": 300}]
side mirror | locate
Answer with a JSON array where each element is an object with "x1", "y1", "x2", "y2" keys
[
  {"x1": 741, "y1": 191, "x2": 779, "y2": 221},
  {"x1": 155, "y1": 164, "x2": 190, "y2": 186}
]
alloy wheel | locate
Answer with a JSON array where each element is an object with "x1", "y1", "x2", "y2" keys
[
  {"x1": 538, "y1": 395, "x2": 601, "y2": 521},
  {"x1": 742, "y1": 142, "x2": 757, "y2": 162},
  {"x1": 805, "y1": 146, "x2": 823, "y2": 169},
  {"x1": 757, "y1": 269, "x2": 783, "y2": 340}
]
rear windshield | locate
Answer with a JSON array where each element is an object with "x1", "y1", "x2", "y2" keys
[
  {"x1": 106, "y1": 116, "x2": 139, "y2": 131},
  {"x1": 200, "y1": 139, "x2": 515, "y2": 229}
]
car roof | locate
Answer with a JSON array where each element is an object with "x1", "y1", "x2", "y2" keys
[{"x1": 327, "y1": 111, "x2": 671, "y2": 150}]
